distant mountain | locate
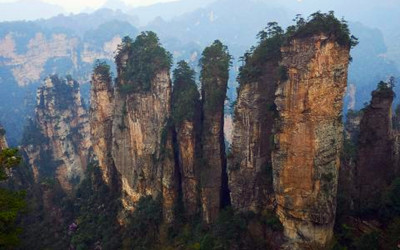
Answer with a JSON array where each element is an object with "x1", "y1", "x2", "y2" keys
[
  {"x1": 0, "y1": 0, "x2": 65, "y2": 21},
  {"x1": 37, "y1": 8, "x2": 139, "y2": 36},
  {"x1": 129, "y1": 0, "x2": 217, "y2": 24}
]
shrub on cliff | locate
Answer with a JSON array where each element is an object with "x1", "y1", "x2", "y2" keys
[
  {"x1": 172, "y1": 60, "x2": 200, "y2": 126},
  {"x1": 115, "y1": 31, "x2": 172, "y2": 93},
  {"x1": 238, "y1": 22, "x2": 284, "y2": 84},
  {"x1": 93, "y1": 60, "x2": 112, "y2": 83}
]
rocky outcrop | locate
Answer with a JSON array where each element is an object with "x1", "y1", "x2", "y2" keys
[
  {"x1": 272, "y1": 34, "x2": 350, "y2": 248},
  {"x1": 356, "y1": 85, "x2": 395, "y2": 210},
  {"x1": 229, "y1": 62, "x2": 278, "y2": 213},
  {"x1": 23, "y1": 75, "x2": 90, "y2": 192},
  {"x1": 0, "y1": 125, "x2": 7, "y2": 150},
  {"x1": 199, "y1": 40, "x2": 231, "y2": 223},
  {"x1": 112, "y1": 47, "x2": 177, "y2": 223},
  {"x1": 89, "y1": 65, "x2": 115, "y2": 186},
  {"x1": 171, "y1": 61, "x2": 201, "y2": 218}
]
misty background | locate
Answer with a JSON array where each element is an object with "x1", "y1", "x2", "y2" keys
[{"x1": 0, "y1": 0, "x2": 399, "y2": 145}]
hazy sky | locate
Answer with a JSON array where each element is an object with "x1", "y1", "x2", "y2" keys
[{"x1": 0, "y1": 0, "x2": 178, "y2": 12}]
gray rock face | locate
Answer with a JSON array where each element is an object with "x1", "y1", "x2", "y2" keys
[
  {"x1": 228, "y1": 60, "x2": 278, "y2": 213},
  {"x1": 356, "y1": 88, "x2": 395, "y2": 210},
  {"x1": 24, "y1": 76, "x2": 90, "y2": 193}
]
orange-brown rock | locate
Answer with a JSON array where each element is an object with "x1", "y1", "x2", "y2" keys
[
  {"x1": 176, "y1": 120, "x2": 200, "y2": 218},
  {"x1": 89, "y1": 67, "x2": 115, "y2": 186},
  {"x1": 23, "y1": 75, "x2": 90, "y2": 193},
  {"x1": 229, "y1": 61, "x2": 278, "y2": 213},
  {"x1": 356, "y1": 86, "x2": 395, "y2": 210},
  {"x1": 272, "y1": 35, "x2": 350, "y2": 248},
  {"x1": 112, "y1": 70, "x2": 177, "y2": 223}
]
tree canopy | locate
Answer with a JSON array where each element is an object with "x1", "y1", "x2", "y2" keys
[
  {"x1": 0, "y1": 145, "x2": 25, "y2": 248},
  {"x1": 286, "y1": 11, "x2": 358, "y2": 48},
  {"x1": 199, "y1": 40, "x2": 231, "y2": 113},
  {"x1": 115, "y1": 31, "x2": 172, "y2": 93},
  {"x1": 93, "y1": 60, "x2": 112, "y2": 84},
  {"x1": 171, "y1": 61, "x2": 200, "y2": 126}
]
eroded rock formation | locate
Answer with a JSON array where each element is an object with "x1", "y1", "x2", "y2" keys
[
  {"x1": 272, "y1": 34, "x2": 350, "y2": 248},
  {"x1": 199, "y1": 40, "x2": 231, "y2": 223},
  {"x1": 356, "y1": 85, "x2": 395, "y2": 210},
  {"x1": 229, "y1": 62, "x2": 278, "y2": 213},
  {"x1": 111, "y1": 34, "x2": 178, "y2": 222},
  {"x1": 171, "y1": 61, "x2": 201, "y2": 218},
  {"x1": 89, "y1": 64, "x2": 115, "y2": 186},
  {"x1": 23, "y1": 75, "x2": 90, "y2": 192}
]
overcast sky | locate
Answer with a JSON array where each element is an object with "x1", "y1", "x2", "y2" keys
[{"x1": 0, "y1": 0, "x2": 178, "y2": 12}]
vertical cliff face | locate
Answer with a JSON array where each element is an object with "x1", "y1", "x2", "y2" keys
[
  {"x1": 172, "y1": 61, "x2": 201, "y2": 218},
  {"x1": 272, "y1": 35, "x2": 350, "y2": 247},
  {"x1": 89, "y1": 63, "x2": 115, "y2": 186},
  {"x1": 23, "y1": 75, "x2": 90, "y2": 192},
  {"x1": 112, "y1": 71, "x2": 176, "y2": 220},
  {"x1": 111, "y1": 32, "x2": 177, "y2": 223},
  {"x1": 229, "y1": 59, "x2": 280, "y2": 212},
  {"x1": 338, "y1": 110, "x2": 363, "y2": 213},
  {"x1": 199, "y1": 40, "x2": 231, "y2": 223},
  {"x1": 356, "y1": 85, "x2": 394, "y2": 210}
]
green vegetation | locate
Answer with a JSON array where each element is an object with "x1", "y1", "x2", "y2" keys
[
  {"x1": 238, "y1": 12, "x2": 357, "y2": 87},
  {"x1": 199, "y1": 40, "x2": 231, "y2": 113},
  {"x1": 160, "y1": 208, "x2": 283, "y2": 249},
  {"x1": 171, "y1": 60, "x2": 200, "y2": 126},
  {"x1": 335, "y1": 178, "x2": 400, "y2": 249},
  {"x1": 375, "y1": 77, "x2": 395, "y2": 96},
  {"x1": 50, "y1": 75, "x2": 78, "y2": 110},
  {"x1": 21, "y1": 119, "x2": 48, "y2": 146},
  {"x1": 0, "y1": 143, "x2": 26, "y2": 248},
  {"x1": 238, "y1": 22, "x2": 284, "y2": 84},
  {"x1": 0, "y1": 148, "x2": 22, "y2": 181},
  {"x1": 123, "y1": 196, "x2": 162, "y2": 249},
  {"x1": 93, "y1": 60, "x2": 112, "y2": 83},
  {"x1": 115, "y1": 32, "x2": 172, "y2": 94},
  {"x1": 286, "y1": 11, "x2": 358, "y2": 48},
  {"x1": 71, "y1": 164, "x2": 122, "y2": 250}
]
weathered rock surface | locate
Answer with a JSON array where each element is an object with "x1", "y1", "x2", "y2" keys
[
  {"x1": 272, "y1": 35, "x2": 350, "y2": 248},
  {"x1": 201, "y1": 79, "x2": 229, "y2": 224},
  {"x1": 338, "y1": 110, "x2": 363, "y2": 213},
  {"x1": 176, "y1": 120, "x2": 200, "y2": 218},
  {"x1": 112, "y1": 70, "x2": 177, "y2": 223},
  {"x1": 356, "y1": 87, "x2": 395, "y2": 209},
  {"x1": 229, "y1": 61, "x2": 278, "y2": 212},
  {"x1": 24, "y1": 76, "x2": 90, "y2": 192},
  {"x1": 89, "y1": 70, "x2": 115, "y2": 186}
]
